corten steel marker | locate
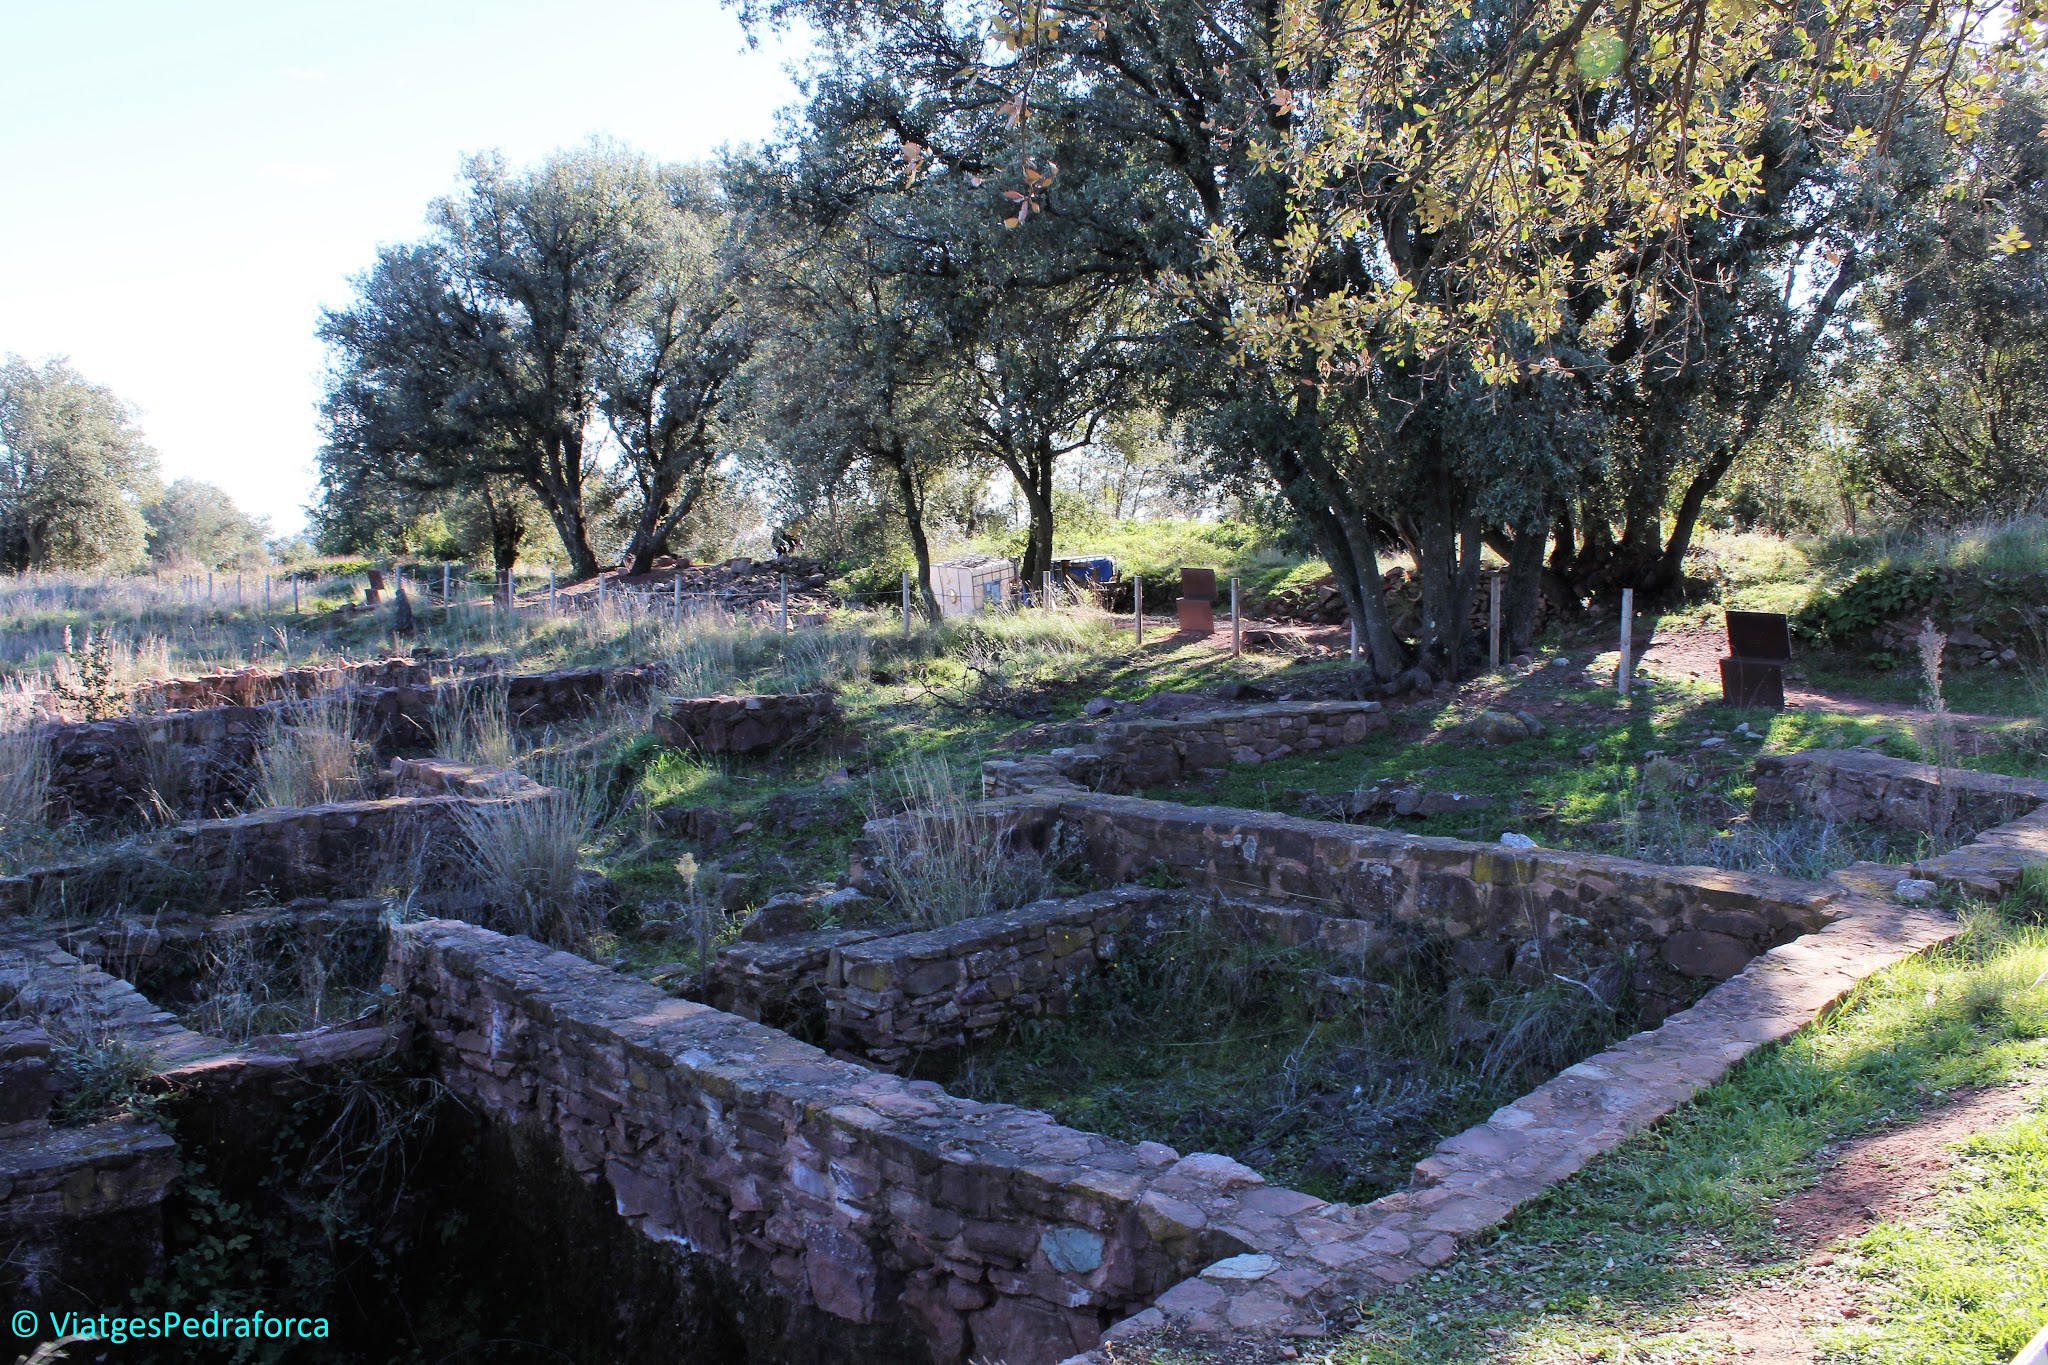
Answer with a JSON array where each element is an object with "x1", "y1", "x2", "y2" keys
[
  {"x1": 1177, "y1": 567, "x2": 1217, "y2": 635},
  {"x1": 1719, "y1": 609, "x2": 1792, "y2": 708}
]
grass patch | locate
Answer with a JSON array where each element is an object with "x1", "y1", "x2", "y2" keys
[
  {"x1": 1162, "y1": 907, "x2": 2048, "y2": 1365},
  {"x1": 946, "y1": 922, "x2": 1650, "y2": 1204},
  {"x1": 1820, "y1": 1099, "x2": 2048, "y2": 1364}
]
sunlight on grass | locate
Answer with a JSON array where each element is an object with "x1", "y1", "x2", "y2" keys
[
  {"x1": 1822, "y1": 1102, "x2": 2048, "y2": 1364},
  {"x1": 1300, "y1": 910, "x2": 2048, "y2": 1365}
]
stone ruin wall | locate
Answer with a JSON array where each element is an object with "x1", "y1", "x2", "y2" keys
[
  {"x1": 983, "y1": 700, "x2": 1389, "y2": 798},
  {"x1": 1751, "y1": 748, "x2": 2048, "y2": 898},
  {"x1": 1, "y1": 759, "x2": 548, "y2": 917},
  {"x1": 35, "y1": 657, "x2": 427, "y2": 720},
  {"x1": 1753, "y1": 746, "x2": 2048, "y2": 837},
  {"x1": 388, "y1": 917, "x2": 1279, "y2": 1365},
  {"x1": 0, "y1": 933, "x2": 397, "y2": 1319},
  {"x1": 36, "y1": 664, "x2": 663, "y2": 824},
  {"x1": 855, "y1": 793, "x2": 1844, "y2": 1021},
  {"x1": 653, "y1": 692, "x2": 842, "y2": 754},
  {"x1": 707, "y1": 888, "x2": 1186, "y2": 1069},
  {"x1": 6, "y1": 742, "x2": 2025, "y2": 1361}
]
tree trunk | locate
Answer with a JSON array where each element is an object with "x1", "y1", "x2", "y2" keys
[
  {"x1": 883, "y1": 445, "x2": 941, "y2": 620},
  {"x1": 1500, "y1": 511, "x2": 1550, "y2": 655},
  {"x1": 625, "y1": 470, "x2": 713, "y2": 577},
  {"x1": 1020, "y1": 475, "x2": 1055, "y2": 589},
  {"x1": 480, "y1": 481, "x2": 524, "y2": 576}
]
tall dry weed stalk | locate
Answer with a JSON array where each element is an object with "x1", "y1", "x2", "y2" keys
[
  {"x1": 672, "y1": 852, "x2": 728, "y2": 997},
  {"x1": 1914, "y1": 618, "x2": 1958, "y2": 846}
]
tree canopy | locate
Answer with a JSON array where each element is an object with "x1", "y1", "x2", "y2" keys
[
  {"x1": 0, "y1": 356, "x2": 159, "y2": 573},
  {"x1": 318, "y1": 143, "x2": 749, "y2": 579}
]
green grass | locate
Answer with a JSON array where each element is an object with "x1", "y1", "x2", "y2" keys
[
  {"x1": 946, "y1": 924, "x2": 1647, "y2": 1204},
  {"x1": 948, "y1": 516, "x2": 1323, "y2": 604},
  {"x1": 1129, "y1": 907, "x2": 2048, "y2": 1365},
  {"x1": 1820, "y1": 1100, "x2": 2048, "y2": 1364}
]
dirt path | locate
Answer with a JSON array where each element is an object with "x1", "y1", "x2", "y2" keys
[
  {"x1": 1669, "y1": 1076, "x2": 2042, "y2": 1361},
  {"x1": 1638, "y1": 619, "x2": 2021, "y2": 736}
]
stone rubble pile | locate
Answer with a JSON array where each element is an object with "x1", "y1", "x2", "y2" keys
[{"x1": 579, "y1": 554, "x2": 839, "y2": 617}]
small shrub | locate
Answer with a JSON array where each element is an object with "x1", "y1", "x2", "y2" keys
[
  {"x1": 453, "y1": 779, "x2": 604, "y2": 948},
  {"x1": 868, "y1": 753, "x2": 1069, "y2": 927},
  {"x1": 48, "y1": 625, "x2": 124, "y2": 720},
  {"x1": 254, "y1": 692, "x2": 366, "y2": 808},
  {"x1": 52, "y1": 1035, "x2": 158, "y2": 1125}
]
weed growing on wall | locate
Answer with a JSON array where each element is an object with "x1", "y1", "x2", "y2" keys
[
  {"x1": 867, "y1": 753, "x2": 1074, "y2": 926},
  {"x1": 0, "y1": 687, "x2": 49, "y2": 869},
  {"x1": 253, "y1": 691, "x2": 368, "y2": 809},
  {"x1": 453, "y1": 773, "x2": 605, "y2": 948}
]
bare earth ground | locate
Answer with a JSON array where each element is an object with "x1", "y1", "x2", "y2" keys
[
  {"x1": 1638, "y1": 620, "x2": 2017, "y2": 735},
  {"x1": 1664, "y1": 1075, "x2": 2044, "y2": 1362}
]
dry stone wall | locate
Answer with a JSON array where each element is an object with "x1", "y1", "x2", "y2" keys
[
  {"x1": 389, "y1": 918, "x2": 1293, "y2": 1365},
  {"x1": 37, "y1": 664, "x2": 659, "y2": 824},
  {"x1": 1752, "y1": 747, "x2": 2048, "y2": 833},
  {"x1": 856, "y1": 794, "x2": 1842, "y2": 1019},
  {"x1": 654, "y1": 692, "x2": 842, "y2": 754},
  {"x1": 1751, "y1": 748, "x2": 2048, "y2": 898},
  {"x1": 2, "y1": 760, "x2": 547, "y2": 915},
  {"x1": 0, "y1": 935, "x2": 398, "y2": 1321},
  {"x1": 821, "y1": 888, "x2": 1183, "y2": 1069},
  {"x1": 984, "y1": 701, "x2": 1388, "y2": 797},
  {"x1": 386, "y1": 886, "x2": 1975, "y2": 1365},
  {"x1": 37, "y1": 657, "x2": 426, "y2": 720}
]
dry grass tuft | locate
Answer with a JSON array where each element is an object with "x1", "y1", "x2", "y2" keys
[
  {"x1": 868, "y1": 753, "x2": 1067, "y2": 927},
  {"x1": 253, "y1": 691, "x2": 367, "y2": 808},
  {"x1": 453, "y1": 773, "x2": 605, "y2": 948}
]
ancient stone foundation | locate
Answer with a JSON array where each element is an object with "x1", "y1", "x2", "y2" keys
[
  {"x1": 388, "y1": 918, "x2": 1273, "y2": 1365},
  {"x1": 2, "y1": 759, "x2": 547, "y2": 916},
  {"x1": 856, "y1": 793, "x2": 1840, "y2": 1019},
  {"x1": 37, "y1": 664, "x2": 659, "y2": 824},
  {"x1": 37, "y1": 657, "x2": 427, "y2": 720},
  {"x1": 0, "y1": 936, "x2": 398, "y2": 1320},
  {"x1": 1752, "y1": 748, "x2": 2048, "y2": 896},
  {"x1": 983, "y1": 700, "x2": 1388, "y2": 797},
  {"x1": 654, "y1": 692, "x2": 842, "y2": 753}
]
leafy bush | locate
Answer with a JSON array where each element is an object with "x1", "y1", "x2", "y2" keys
[
  {"x1": 1794, "y1": 562, "x2": 2048, "y2": 654},
  {"x1": 1794, "y1": 564, "x2": 1949, "y2": 645}
]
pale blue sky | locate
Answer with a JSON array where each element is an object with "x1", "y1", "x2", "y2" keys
[{"x1": 0, "y1": 1, "x2": 810, "y2": 535}]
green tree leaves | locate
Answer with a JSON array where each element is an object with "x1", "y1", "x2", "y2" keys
[{"x1": 0, "y1": 356, "x2": 158, "y2": 573}]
